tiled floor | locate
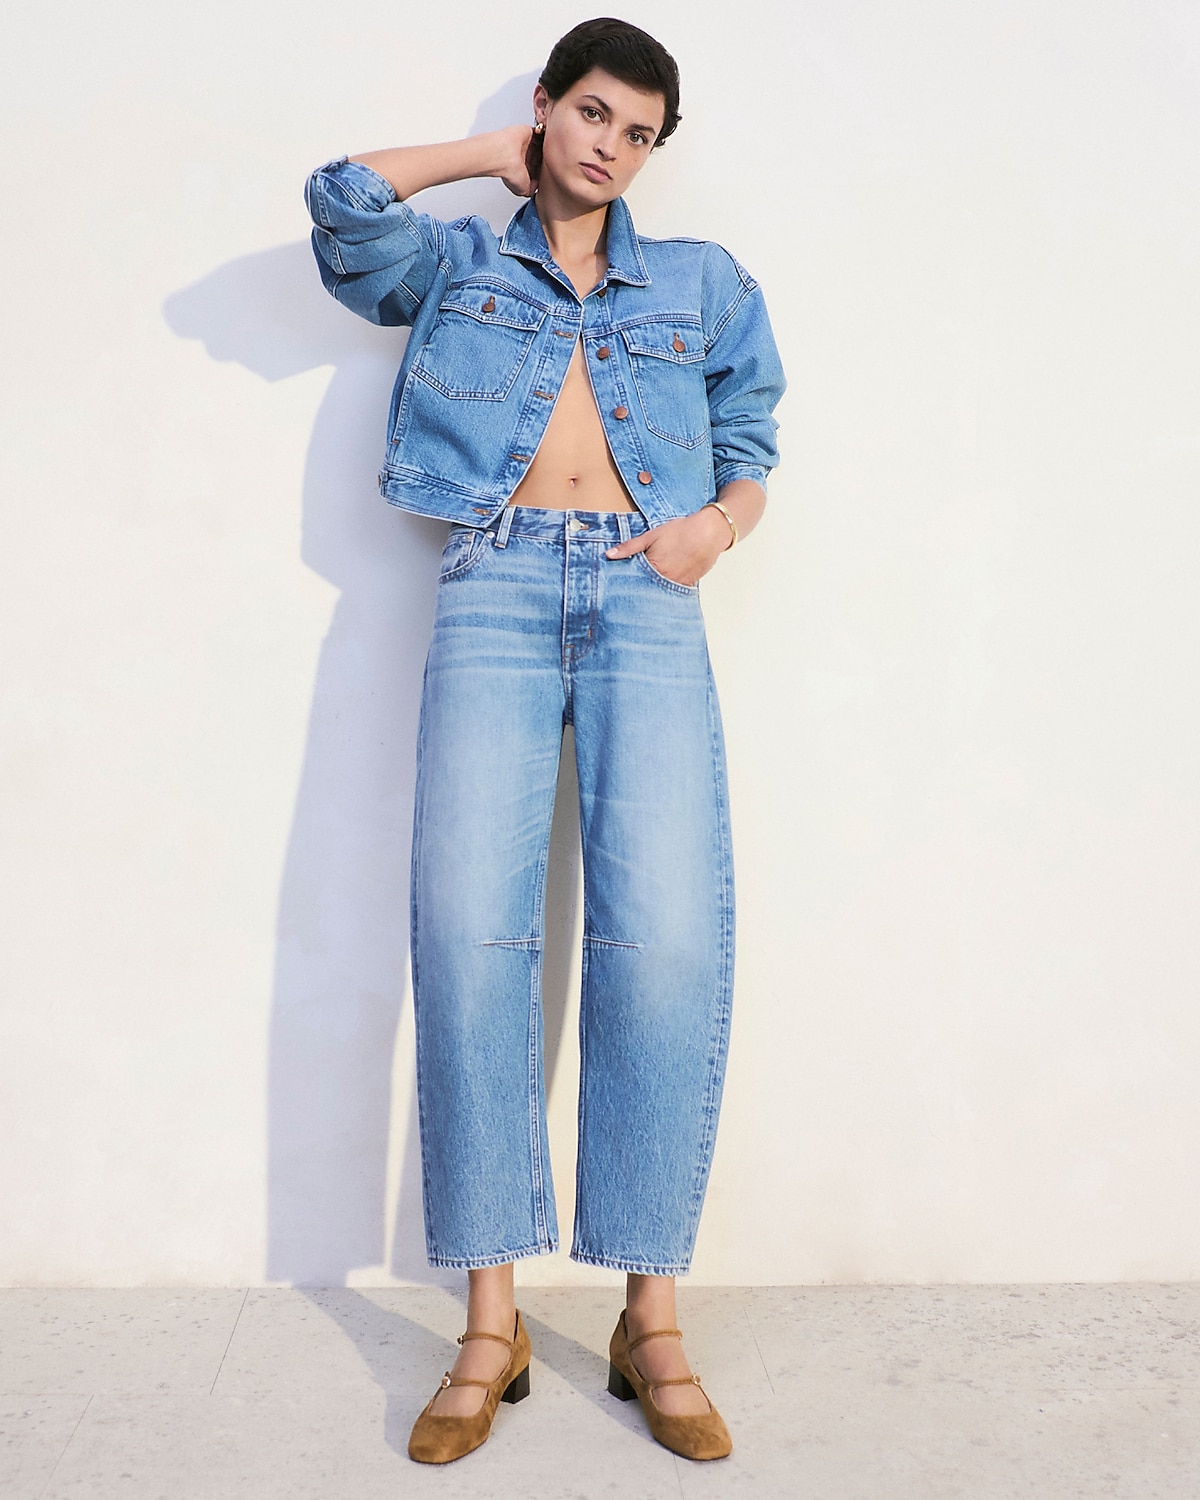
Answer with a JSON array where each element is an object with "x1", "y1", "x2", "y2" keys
[{"x1": 1, "y1": 1284, "x2": 1197, "y2": 1498}]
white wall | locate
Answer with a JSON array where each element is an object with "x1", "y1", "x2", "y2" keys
[{"x1": 2, "y1": 0, "x2": 1197, "y2": 1287}]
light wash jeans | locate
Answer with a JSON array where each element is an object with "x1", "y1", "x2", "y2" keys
[{"x1": 410, "y1": 503, "x2": 735, "y2": 1275}]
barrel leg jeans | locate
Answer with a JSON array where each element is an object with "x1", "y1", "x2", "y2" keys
[{"x1": 409, "y1": 503, "x2": 735, "y2": 1275}]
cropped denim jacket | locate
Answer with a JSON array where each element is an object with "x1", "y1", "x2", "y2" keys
[{"x1": 304, "y1": 156, "x2": 787, "y2": 528}]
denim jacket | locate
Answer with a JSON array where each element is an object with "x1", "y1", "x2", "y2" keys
[{"x1": 304, "y1": 156, "x2": 787, "y2": 527}]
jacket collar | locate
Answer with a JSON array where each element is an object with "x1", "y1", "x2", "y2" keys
[{"x1": 499, "y1": 193, "x2": 651, "y2": 287}]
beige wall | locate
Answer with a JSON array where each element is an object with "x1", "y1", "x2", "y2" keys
[{"x1": 2, "y1": 1, "x2": 1198, "y2": 1286}]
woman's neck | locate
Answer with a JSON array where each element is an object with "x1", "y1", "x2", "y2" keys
[{"x1": 533, "y1": 184, "x2": 610, "y2": 285}]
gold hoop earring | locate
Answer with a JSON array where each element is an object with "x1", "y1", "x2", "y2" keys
[{"x1": 533, "y1": 121, "x2": 545, "y2": 134}]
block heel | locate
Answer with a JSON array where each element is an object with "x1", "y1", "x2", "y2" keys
[
  {"x1": 608, "y1": 1360, "x2": 638, "y2": 1400},
  {"x1": 501, "y1": 1363, "x2": 531, "y2": 1403}
]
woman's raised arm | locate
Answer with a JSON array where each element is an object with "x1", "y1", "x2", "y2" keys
[
  {"x1": 349, "y1": 125, "x2": 539, "y2": 202},
  {"x1": 304, "y1": 126, "x2": 542, "y2": 326}
]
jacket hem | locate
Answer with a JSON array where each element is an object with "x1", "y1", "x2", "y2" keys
[{"x1": 380, "y1": 470, "x2": 713, "y2": 528}]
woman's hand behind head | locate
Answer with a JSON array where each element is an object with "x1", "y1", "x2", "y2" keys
[{"x1": 494, "y1": 124, "x2": 540, "y2": 198}]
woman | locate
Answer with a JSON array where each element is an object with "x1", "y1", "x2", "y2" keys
[{"x1": 305, "y1": 16, "x2": 786, "y2": 1465}]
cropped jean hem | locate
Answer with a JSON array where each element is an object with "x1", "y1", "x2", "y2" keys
[
  {"x1": 570, "y1": 1247, "x2": 692, "y2": 1277},
  {"x1": 426, "y1": 1241, "x2": 557, "y2": 1271}
]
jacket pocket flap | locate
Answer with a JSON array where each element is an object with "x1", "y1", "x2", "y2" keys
[
  {"x1": 619, "y1": 320, "x2": 705, "y2": 362},
  {"x1": 439, "y1": 285, "x2": 545, "y2": 331}
]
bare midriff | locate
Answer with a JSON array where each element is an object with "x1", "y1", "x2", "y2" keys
[{"x1": 507, "y1": 336, "x2": 638, "y2": 512}]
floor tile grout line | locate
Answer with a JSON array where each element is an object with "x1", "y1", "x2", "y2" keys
[
  {"x1": 209, "y1": 1286, "x2": 250, "y2": 1396},
  {"x1": 37, "y1": 1392, "x2": 91, "y2": 1500},
  {"x1": 740, "y1": 1294, "x2": 775, "y2": 1396}
]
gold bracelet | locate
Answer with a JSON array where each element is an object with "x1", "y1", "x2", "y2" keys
[{"x1": 707, "y1": 500, "x2": 739, "y2": 549}]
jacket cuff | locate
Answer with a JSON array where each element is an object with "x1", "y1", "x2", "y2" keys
[
  {"x1": 714, "y1": 462, "x2": 770, "y2": 493},
  {"x1": 312, "y1": 156, "x2": 399, "y2": 209}
]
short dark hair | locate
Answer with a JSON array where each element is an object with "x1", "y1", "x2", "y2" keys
[{"x1": 539, "y1": 17, "x2": 682, "y2": 147}]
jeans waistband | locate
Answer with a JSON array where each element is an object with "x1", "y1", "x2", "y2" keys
[{"x1": 483, "y1": 505, "x2": 651, "y2": 546}]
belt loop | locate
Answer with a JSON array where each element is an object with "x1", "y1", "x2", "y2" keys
[
  {"x1": 617, "y1": 511, "x2": 632, "y2": 543},
  {"x1": 495, "y1": 504, "x2": 516, "y2": 548}
]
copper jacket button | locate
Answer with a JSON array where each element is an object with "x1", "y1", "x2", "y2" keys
[
  {"x1": 612, "y1": 406, "x2": 629, "y2": 419},
  {"x1": 637, "y1": 471, "x2": 652, "y2": 484},
  {"x1": 672, "y1": 334, "x2": 686, "y2": 352},
  {"x1": 596, "y1": 346, "x2": 611, "y2": 359}
]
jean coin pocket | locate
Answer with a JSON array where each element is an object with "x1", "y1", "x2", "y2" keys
[{"x1": 439, "y1": 525, "x2": 487, "y2": 582}]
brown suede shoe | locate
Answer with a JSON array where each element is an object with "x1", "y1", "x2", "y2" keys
[
  {"x1": 607, "y1": 1308, "x2": 733, "y2": 1460},
  {"x1": 408, "y1": 1309, "x2": 531, "y2": 1464}
]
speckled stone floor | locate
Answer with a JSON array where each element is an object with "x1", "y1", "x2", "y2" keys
[{"x1": 2, "y1": 1284, "x2": 1197, "y2": 1498}]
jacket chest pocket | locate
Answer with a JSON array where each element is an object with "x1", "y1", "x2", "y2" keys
[
  {"x1": 415, "y1": 286, "x2": 546, "y2": 400},
  {"x1": 619, "y1": 319, "x2": 709, "y2": 448}
]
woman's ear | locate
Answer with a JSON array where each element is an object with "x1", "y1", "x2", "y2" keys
[{"x1": 531, "y1": 82, "x2": 549, "y2": 124}]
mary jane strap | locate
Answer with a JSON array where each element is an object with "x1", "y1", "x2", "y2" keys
[
  {"x1": 439, "y1": 1370, "x2": 497, "y2": 1389},
  {"x1": 625, "y1": 1325, "x2": 683, "y2": 1355},
  {"x1": 456, "y1": 1328, "x2": 515, "y2": 1348}
]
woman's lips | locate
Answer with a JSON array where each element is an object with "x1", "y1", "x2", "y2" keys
[{"x1": 580, "y1": 163, "x2": 611, "y2": 182}]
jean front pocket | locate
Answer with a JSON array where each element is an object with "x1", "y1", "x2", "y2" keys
[
  {"x1": 633, "y1": 548, "x2": 700, "y2": 595},
  {"x1": 439, "y1": 525, "x2": 489, "y2": 582}
]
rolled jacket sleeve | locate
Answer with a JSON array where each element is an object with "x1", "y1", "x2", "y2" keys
[
  {"x1": 303, "y1": 156, "x2": 445, "y2": 326},
  {"x1": 702, "y1": 261, "x2": 787, "y2": 495}
]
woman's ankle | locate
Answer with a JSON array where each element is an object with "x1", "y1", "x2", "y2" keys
[
  {"x1": 465, "y1": 1262, "x2": 517, "y2": 1332},
  {"x1": 625, "y1": 1271, "x2": 678, "y2": 1333}
]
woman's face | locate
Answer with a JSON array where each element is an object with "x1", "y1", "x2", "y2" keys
[{"x1": 534, "y1": 67, "x2": 666, "y2": 205}]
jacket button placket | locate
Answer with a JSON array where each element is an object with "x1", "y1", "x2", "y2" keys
[
  {"x1": 508, "y1": 310, "x2": 581, "y2": 502},
  {"x1": 585, "y1": 328, "x2": 638, "y2": 509}
]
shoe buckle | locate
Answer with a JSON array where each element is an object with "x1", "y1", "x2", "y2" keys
[
  {"x1": 456, "y1": 1334, "x2": 464, "y2": 1345},
  {"x1": 440, "y1": 1372, "x2": 451, "y2": 1388},
  {"x1": 692, "y1": 1373, "x2": 702, "y2": 1384}
]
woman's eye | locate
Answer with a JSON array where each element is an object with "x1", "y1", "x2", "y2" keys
[{"x1": 583, "y1": 107, "x2": 601, "y2": 120}]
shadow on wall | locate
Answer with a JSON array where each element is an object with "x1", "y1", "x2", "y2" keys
[{"x1": 163, "y1": 73, "x2": 584, "y2": 1288}]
